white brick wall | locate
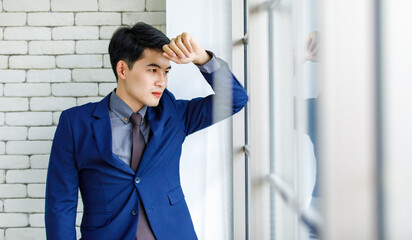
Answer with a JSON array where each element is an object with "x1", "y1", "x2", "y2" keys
[
  {"x1": 28, "y1": 13, "x2": 74, "y2": 26},
  {"x1": 0, "y1": 0, "x2": 166, "y2": 238},
  {"x1": 4, "y1": 27, "x2": 51, "y2": 41},
  {"x1": 29, "y1": 41, "x2": 75, "y2": 55},
  {"x1": 2, "y1": 0, "x2": 50, "y2": 12}
]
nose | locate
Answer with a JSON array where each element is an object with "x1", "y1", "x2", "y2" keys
[{"x1": 155, "y1": 73, "x2": 167, "y2": 87}]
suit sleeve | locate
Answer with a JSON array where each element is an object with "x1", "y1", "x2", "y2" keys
[
  {"x1": 176, "y1": 53, "x2": 248, "y2": 136},
  {"x1": 45, "y1": 110, "x2": 79, "y2": 240}
]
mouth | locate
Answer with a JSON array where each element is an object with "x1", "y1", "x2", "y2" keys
[{"x1": 152, "y1": 91, "x2": 163, "y2": 98}]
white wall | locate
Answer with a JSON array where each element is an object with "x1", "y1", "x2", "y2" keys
[{"x1": 166, "y1": 1, "x2": 233, "y2": 239}]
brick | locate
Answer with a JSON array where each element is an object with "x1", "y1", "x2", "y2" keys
[
  {"x1": 29, "y1": 213, "x2": 45, "y2": 227},
  {"x1": 147, "y1": 0, "x2": 166, "y2": 11},
  {"x1": 0, "y1": 41, "x2": 27, "y2": 54},
  {"x1": 76, "y1": 40, "x2": 109, "y2": 54},
  {"x1": 0, "y1": 185, "x2": 27, "y2": 198},
  {"x1": 99, "y1": 0, "x2": 144, "y2": 11},
  {"x1": 0, "y1": 56, "x2": 7, "y2": 69},
  {"x1": 30, "y1": 155, "x2": 50, "y2": 169},
  {"x1": 0, "y1": 28, "x2": 2, "y2": 40},
  {"x1": 99, "y1": 83, "x2": 116, "y2": 96},
  {"x1": 27, "y1": 69, "x2": 71, "y2": 83},
  {"x1": 27, "y1": 184, "x2": 46, "y2": 198},
  {"x1": 52, "y1": 83, "x2": 98, "y2": 96},
  {"x1": 0, "y1": 213, "x2": 28, "y2": 227},
  {"x1": 0, "y1": 98, "x2": 28, "y2": 111},
  {"x1": 100, "y1": 26, "x2": 119, "y2": 39},
  {"x1": 77, "y1": 97, "x2": 103, "y2": 106},
  {"x1": 30, "y1": 97, "x2": 76, "y2": 111},
  {"x1": 123, "y1": 12, "x2": 166, "y2": 26},
  {"x1": 4, "y1": 199, "x2": 45, "y2": 213},
  {"x1": 0, "y1": 170, "x2": 5, "y2": 182},
  {"x1": 103, "y1": 54, "x2": 112, "y2": 68},
  {"x1": 6, "y1": 141, "x2": 52, "y2": 155},
  {"x1": 0, "y1": 201, "x2": 3, "y2": 212},
  {"x1": 56, "y1": 55, "x2": 102, "y2": 68},
  {"x1": 28, "y1": 13, "x2": 74, "y2": 26},
  {"x1": 4, "y1": 27, "x2": 51, "y2": 41},
  {"x1": 9, "y1": 56, "x2": 55, "y2": 69},
  {"x1": 0, "y1": 113, "x2": 5, "y2": 125},
  {"x1": 28, "y1": 126, "x2": 57, "y2": 140},
  {"x1": 52, "y1": 0, "x2": 98, "y2": 11},
  {"x1": 5, "y1": 112, "x2": 53, "y2": 126},
  {"x1": 0, "y1": 155, "x2": 30, "y2": 169},
  {"x1": 0, "y1": 13, "x2": 26, "y2": 26},
  {"x1": 0, "y1": 127, "x2": 27, "y2": 140},
  {"x1": 76, "y1": 13, "x2": 121, "y2": 26},
  {"x1": 53, "y1": 112, "x2": 61, "y2": 125},
  {"x1": 0, "y1": 70, "x2": 26, "y2": 83},
  {"x1": 3, "y1": 0, "x2": 50, "y2": 11},
  {"x1": 5, "y1": 228, "x2": 46, "y2": 240},
  {"x1": 4, "y1": 83, "x2": 51, "y2": 97},
  {"x1": 29, "y1": 41, "x2": 75, "y2": 55},
  {"x1": 6, "y1": 169, "x2": 48, "y2": 184},
  {"x1": 72, "y1": 69, "x2": 115, "y2": 82},
  {"x1": 53, "y1": 26, "x2": 99, "y2": 40},
  {"x1": 0, "y1": 84, "x2": 3, "y2": 96}
]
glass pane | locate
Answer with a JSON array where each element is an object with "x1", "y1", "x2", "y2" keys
[{"x1": 269, "y1": 0, "x2": 322, "y2": 239}]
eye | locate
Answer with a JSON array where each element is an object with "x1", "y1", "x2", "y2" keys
[
  {"x1": 149, "y1": 69, "x2": 156, "y2": 73},
  {"x1": 164, "y1": 71, "x2": 170, "y2": 75}
]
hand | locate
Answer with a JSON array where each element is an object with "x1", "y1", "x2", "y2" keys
[
  {"x1": 162, "y1": 32, "x2": 211, "y2": 65},
  {"x1": 305, "y1": 31, "x2": 320, "y2": 62}
]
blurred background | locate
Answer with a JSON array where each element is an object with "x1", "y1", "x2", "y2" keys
[{"x1": 1, "y1": 0, "x2": 412, "y2": 239}]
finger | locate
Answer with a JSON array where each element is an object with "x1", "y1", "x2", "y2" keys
[
  {"x1": 181, "y1": 32, "x2": 193, "y2": 53},
  {"x1": 309, "y1": 36, "x2": 315, "y2": 51},
  {"x1": 169, "y1": 37, "x2": 186, "y2": 59},
  {"x1": 175, "y1": 35, "x2": 191, "y2": 57},
  {"x1": 162, "y1": 52, "x2": 181, "y2": 63},
  {"x1": 162, "y1": 44, "x2": 177, "y2": 58}
]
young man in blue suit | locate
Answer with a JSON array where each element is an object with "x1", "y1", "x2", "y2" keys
[{"x1": 45, "y1": 22, "x2": 248, "y2": 240}]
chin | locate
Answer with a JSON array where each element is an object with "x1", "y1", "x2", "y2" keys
[{"x1": 146, "y1": 101, "x2": 161, "y2": 107}]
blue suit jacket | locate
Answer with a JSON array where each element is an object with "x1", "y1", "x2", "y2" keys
[{"x1": 45, "y1": 63, "x2": 248, "y2": 240}]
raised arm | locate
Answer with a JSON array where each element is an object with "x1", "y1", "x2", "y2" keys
[{"x1": 162, "y1": 32, "x2": 248, "y2": 136}]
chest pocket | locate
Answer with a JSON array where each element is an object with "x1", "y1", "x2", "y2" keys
[{"x1": 167, "y1": 185, "x2": 185, "y2": 205}]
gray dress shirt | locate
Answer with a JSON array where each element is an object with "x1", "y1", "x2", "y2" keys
[{"x1": 108, "y1": 51, "x2": 222, "y2": 167}]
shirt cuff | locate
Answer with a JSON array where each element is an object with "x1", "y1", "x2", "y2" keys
[{"x1": 195, "y1": 50, "x2": 222, "y2": 73}]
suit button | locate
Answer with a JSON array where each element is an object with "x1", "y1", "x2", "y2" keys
[
  {"x1": 135, "y1": 177, "x2": 141, "y2": 184},
  {"x1": 132, "y1": 209, "x2": 138, "y2": 216}
]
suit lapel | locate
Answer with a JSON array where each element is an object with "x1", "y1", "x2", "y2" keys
[
  {"x1": 92, "y1": 93, "x2": 134, "y2": 175},
  {"x1": 136, "y1": 98, "x2": 170, "y2": 176}
]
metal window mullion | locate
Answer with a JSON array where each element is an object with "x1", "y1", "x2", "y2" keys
[{"x1": 243, "y1": 0, "x2": 250, "y2": 239}]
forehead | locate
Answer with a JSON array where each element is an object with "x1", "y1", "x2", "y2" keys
[{"x1": 136, "y1": 48, "x2": 170, "y2": 68}]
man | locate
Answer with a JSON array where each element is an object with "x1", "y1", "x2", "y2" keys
[{"x1": 45, "y1": 22, "x2": 248, "y2": 240}]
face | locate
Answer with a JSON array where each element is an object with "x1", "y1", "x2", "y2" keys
[{"x1": 117, "y1": 48, "x2": 171, "y2": 111}]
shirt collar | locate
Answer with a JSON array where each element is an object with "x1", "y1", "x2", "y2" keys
[{"x1": 109, "y1": 89, "x2": 148, "y2": 124}]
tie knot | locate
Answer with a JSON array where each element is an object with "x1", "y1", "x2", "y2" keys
[{"x1": 130, "y1": 112, "x2": 142, "y2": 126}]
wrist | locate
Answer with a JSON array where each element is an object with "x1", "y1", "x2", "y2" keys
[{"x1": 193, "y1": 50, "x2": 211, "y2": 65}]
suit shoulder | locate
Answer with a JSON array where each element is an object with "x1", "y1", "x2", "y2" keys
[{"x1": 62, "y1": 100, "x2": 100, "y2": 120}]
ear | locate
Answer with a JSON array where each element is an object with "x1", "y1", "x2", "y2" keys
[{"x1": 116, "y1": 60, "x2": 128, "y2": 80}]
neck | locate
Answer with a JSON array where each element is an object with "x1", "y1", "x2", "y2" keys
[{"x1": 115, "y1": 84, "x2": 143, "y2": 112}]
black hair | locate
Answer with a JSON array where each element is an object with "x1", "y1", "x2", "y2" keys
[{"x1": 108, "y1": 22, "x2": 170, "y2": 81}]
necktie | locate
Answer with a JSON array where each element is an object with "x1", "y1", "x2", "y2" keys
[
  {"x1": 129, "y1": 113, "x2": 156, "y2": 240},
  {"x1": 130, "y1": 112, "x2": 145, "y2": 172}
]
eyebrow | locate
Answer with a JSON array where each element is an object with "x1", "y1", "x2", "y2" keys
[{"x1": 147, "y1": 63, "x2": 172, "y2": 70}]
